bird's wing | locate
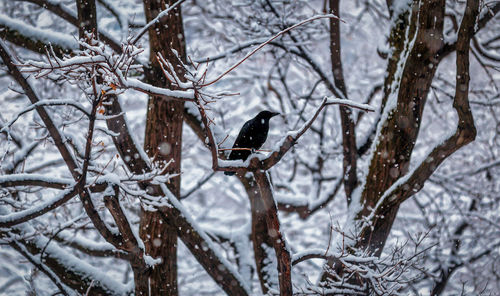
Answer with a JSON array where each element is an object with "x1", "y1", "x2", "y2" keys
[
  {"x1": 228, "y1": 119, "x2": 254, "y2": 160},
  {"x1": 232, "y1": 120, "x2": 254, "y2": 148}
]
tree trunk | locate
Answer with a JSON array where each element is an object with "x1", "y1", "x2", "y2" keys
[
  {"x1": 239, "y1": 175, "x2": 276, "y2": 294},
  {"x1": 253, "y1": 171, "x2": 292, "y2": 296},
  {"x1": 76, "y1": 0, "x2": 97, "y2": 40},
  {"x1": 357, "y1": 0, "x2": 445, "y2": 255},
  {"x1": 139, "y1": 0, "x2": 186, "y2": 295},
  {"x1": 322, "y1": 0, "x2": 449, "y2": 288},
  {"x1": 329, "y1": 0, "x2": 357, "y2": 203}
]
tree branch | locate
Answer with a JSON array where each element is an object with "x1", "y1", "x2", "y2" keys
[
  {"x1": 439, "y1": 2, "x2": 500, "y2": 58},
  {"x1": 0, "y1": 174, "x2": 73, "y2": 189},
  {"x1": 203, "y1": 97, "x2": 374, "y2": 174},
  {"x1": 329, "y1": 0, "x2": 357, "y2": 202},
  {"x1": 253, "y1": 170, "x2": 292, "y2": 295},
  {"x1": 368, "y1": 0, "x2": 479, "y2": 230},
  {"x1": 0, "y1": 187, "x2": 78, "y2": 228},
  {"x1": 15, "y1": 0, "x2": 121, "y2": 52},
  {"x1": 0, "y1": 39, "x2": 79, "y2": 176}
]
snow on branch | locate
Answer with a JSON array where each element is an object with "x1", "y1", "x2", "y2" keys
[
  {"x1": 20, "y1": 38, "x2": 195, "y2": 101},
  {"x1": 203, "y1": 96, "x2": 374, "y2": 174},
  {"x1": 360, "y1": 0, "x2": 480, "y2": 234},
  {"x1": 0, "y1": 14, "x2": 77, "y2": 51},
  {"x1": 6, "y1": 223, "x2": 132, "y2": 295},
  {"x1": 131, "y1": 0, "x2": 186, "y2": 45},
  {"x1": 0, "y1": 174, "x2": 73, "y2": 189},
  {"x1": 199, "y1": 14, "x2": 343, "y2": 87},
  {"x1": 0, "y1": 187, "x2": 78, "y2": 228}
]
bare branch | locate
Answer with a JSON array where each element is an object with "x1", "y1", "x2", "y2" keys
[
  {"x1": 365, "y1": 0, "x2": 479, "y2": 233},
  {"x1": 329, "y1": 0, "x2": 357, "y2": 202},
  {"x1": 5, "y1": 225, "x2": 130, "y2": 295},
  {"x1": 253, "y1": 170, "x2": 292, "y2": 295},
  {"x1": 199, "y1": 14, "x2": 343, "y2": 87},
  {"x1": 131, "y1": 0, "x2": 186, "y2": 45},
  {"x1": 203, "y1": 96, "x2": 374, "y2": 174},
  {"x1": 0, "y1": 39, "x2": 79, "y2": 176},
  {"x1": 277, "y1": 177, "x2": 343, "y2": 219},
  {"x1": 103, "y1": 185, "x2": 142, "y2": 254},
  {"x1": 78, "y1": 92, "x2": 126, "y2": 251},
  {"x1": 0, "y1": 187, "x2": 78, "y2": 227}
]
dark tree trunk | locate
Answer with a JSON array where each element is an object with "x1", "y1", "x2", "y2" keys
[
  {"x1": 76, "y1": 0, "x2": 97, "y2": 40},
  {"x1": 139, "y1": 0, "x2": 186, "y2": 295},
  {"x1": 253, "y1": 171, "x2": 292, "y2": 296},
  {"x1": 357, "y1": 0, "x2": 445, "y2": 255},
  {"x1": 322, "y1": 0, "x2": 479, "y2": 291},
  {"x1": 239, "y1": 175, "x2": 276, "y2": 294},
  {"x1": 329, "y1": 0, "x2": 357, "y2": 203}
]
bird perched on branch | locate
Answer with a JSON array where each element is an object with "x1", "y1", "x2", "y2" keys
[{"x1": 225, "y1": 110, "x2": 280, "y2": 176}]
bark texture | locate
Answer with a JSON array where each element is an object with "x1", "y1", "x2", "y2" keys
[
  {"x1": 358, "y1": 0, "x2": 446, "y2": 255},
  {"x1": 240, "y1": 175, "x2": 276, "y2": 294},
  {"x1": 139, "y1": 0, "x2": 187, "y2": 295},
  {"x1": 329, "y1": 0, "x2": 357, "y2": 202},
  {"x1": 254, "y1": 171, "x2": 292, "y2": 296},
  {"x1": 321, "y1": 0, "x2": 479, "y2": 291}
]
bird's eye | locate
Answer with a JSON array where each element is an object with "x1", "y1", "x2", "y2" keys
[{"x1": 261, "y1": 119, "x2": 265, "y2": 124}]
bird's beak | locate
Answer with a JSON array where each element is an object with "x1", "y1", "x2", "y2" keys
[{"x1": 271, "y1": 112, "x2": 280, "y2": 118}]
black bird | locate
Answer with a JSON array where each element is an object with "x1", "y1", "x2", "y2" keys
[{"x1": 225, "y1": 111, "x2": 280, "y2": 175}]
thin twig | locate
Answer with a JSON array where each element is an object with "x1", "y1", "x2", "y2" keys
[
  {"x1": 131, "y1": 0, "x2": 186, "y2": 45},
  {"x1": 199, "y1": 14, "x2": 342, "y2": 87}
]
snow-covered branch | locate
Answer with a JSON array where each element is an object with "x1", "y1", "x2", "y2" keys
[
  {"x1": 365, "y1": 0, "x2": 479, "y2": 223},
  {"x1": 0, "y1": 14, "x2": 77, "y2": 52},
  {"x1": 204, "y1": 96, "x2": 374, "y2": 174},
  {"x1": 21, "y1": 40, "x2": 195, "y2": 101},
  {"x1": 130, "y1": 0, "x2": 186, "y2": 45},
  {"x1": 0, "y1": 187, "x2": 78, "y2": 228}
]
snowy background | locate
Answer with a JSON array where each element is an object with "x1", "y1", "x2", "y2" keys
[{"x1": 1, "y1": 0, "x2": 499, "y2": 295}]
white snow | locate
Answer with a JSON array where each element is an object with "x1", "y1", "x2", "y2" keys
[{"x1": 0, "y1": 15, "x2": 78, "y2": 50}]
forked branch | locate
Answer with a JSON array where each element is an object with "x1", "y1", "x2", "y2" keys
[
  {"x1": 199, "y1": 96, "x2": 374, "y2": 175},
  {"x1": 364, "y1": 0, "x2": 479, "y2": 229}
]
